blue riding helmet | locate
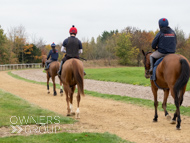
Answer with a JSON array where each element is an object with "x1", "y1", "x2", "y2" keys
[
  {"x1": 158, "y1": 18, "x2": 169, "y2": 28},
  {"x1": 51, "y1": 42, "x2": 56, "y2": 47}
]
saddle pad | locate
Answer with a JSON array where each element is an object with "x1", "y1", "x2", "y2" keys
[{"x1": 150, "y1": 57, "x2": 164, "y2": 81}]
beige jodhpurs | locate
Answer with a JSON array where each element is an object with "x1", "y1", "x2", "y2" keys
[{"x1": 150, "y1": 50, "x2": 167, "y2": 59}]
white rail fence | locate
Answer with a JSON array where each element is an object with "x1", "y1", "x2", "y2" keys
[{"x1": 0, "y1": 63, "x2": 42, "y2": 71}]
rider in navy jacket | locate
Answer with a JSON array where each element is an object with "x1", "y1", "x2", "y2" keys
[
  {"x1": 149, "y1": 18, "x2": 177, "y2": 74},
  {"x1": 44, "y1": 42, "x2": 59, "y2": 70}
]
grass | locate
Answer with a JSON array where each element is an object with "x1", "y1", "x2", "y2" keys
[
  {"x1": 7, "y1": 71, "x2": 190, "y2": 117},
  {"x1": 0, "y1": 132, "x2": 130, "y2": 143},
  {"x1": 84, "y1": 67, "x2": 190, "y2": 90},
  {"x1": 0, "y1": 89, "x2": 75, "y2": 127}
]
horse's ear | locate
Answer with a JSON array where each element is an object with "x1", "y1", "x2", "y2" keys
[{"x1": 142, "y1": 50, "x2": 145, "y2": 56}]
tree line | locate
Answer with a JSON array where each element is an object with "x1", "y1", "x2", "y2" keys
[{"x1": 1, "y1": 25, "x2": 190, "y2": 66}]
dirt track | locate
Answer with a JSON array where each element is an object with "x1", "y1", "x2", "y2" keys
[{"x1": 1, "y1": 70, "x2": 190, "y2": 143}]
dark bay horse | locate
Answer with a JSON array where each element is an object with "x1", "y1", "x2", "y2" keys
[
  {"x1": 42, "y1": 55, "x2": 63, "y2": 96},
  {"x1": 60, "y1": 58, "x2": 84, "y2": 119},
  {"x1": 142, "y1": 50, "x2": 190, "y2": 129}
]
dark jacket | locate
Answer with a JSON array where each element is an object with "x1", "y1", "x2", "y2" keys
[
  {"x1": 47, "y1": 49, "x2": 58, "y2": 61},
  {"x1": 63, "y1": 36, "x2": 82, "y2": 57},
  {"x1": 152, "y1": 27, "x2": 177, "y2": 54}
]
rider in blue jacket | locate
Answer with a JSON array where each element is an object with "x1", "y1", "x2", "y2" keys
[
  {"x1": 149, "y1": 18, "x2": 177, "y2": 74},
  {"x1": 44, "y1": 42, "x2": 59, "y2": 70}
]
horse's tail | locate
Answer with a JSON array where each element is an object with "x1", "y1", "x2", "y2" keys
[
  {"x1": 72, "y1": 60, "x2": 84, "y2": 96},
  {"x1": 174, "y1": 58, "x2": 190, "y2": 106}
]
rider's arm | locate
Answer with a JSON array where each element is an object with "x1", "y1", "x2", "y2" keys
[
  {"x1": 47, "y1": 50, "x2": 51, "y2": 60},
  {"x1": 152, "y1": 32, "x2": 161, "y2": 49},
  {"x1": 61, "y1": 46, "x2": 66, "y2": 53}
]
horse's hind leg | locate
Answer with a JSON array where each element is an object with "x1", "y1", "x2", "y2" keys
[
  {"x1": 162, "y1": 89, "x2": 171, "y2": 120},
  {"x1": 75, "y1": 89, "x2": 81, "y2": 119},
  {"x1": 52, "y1": 76, "x2": 57, "y2": 96},
  {"x1": 64, "y1": 87, "x2": 71, "y2": 116},
  {"x1": 70, "y1": 86, "x2": 76, "y2": 115},
  {"x1": 171, "y1": 89, "x2": 181, "y2": 130},
  {"x1": 47, "y1": 73, "x2": 50, "y2": 94},
  {"x1": 171, "y1": 87, "x2": 186, "y2": 126},
  {"x1": 60, "y1": 80, "x2": 63, "y2": 96},
  {"x1": 151, "y1": 82, "x2": 158, "y2": 122}
]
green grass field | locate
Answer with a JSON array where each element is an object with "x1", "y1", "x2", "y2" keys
[{"x1": 84, "y1": 67, "x2": 190, "y2": 90}]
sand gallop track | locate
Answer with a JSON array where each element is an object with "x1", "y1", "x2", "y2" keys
[{"x1": 1, "y1": 70, "x2": 190, "y2": 143}]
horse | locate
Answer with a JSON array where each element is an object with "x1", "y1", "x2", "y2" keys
[
  {"x1": 60, "y1": 58, "x2": 84, "y2": 119},
  {"x1": 42, "y1": 55, "x2": 63, "y2": 96},
  {"x1": 142, "y1": 50, "x2": 190, "y2": 129}
]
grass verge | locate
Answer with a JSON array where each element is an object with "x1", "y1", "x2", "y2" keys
[
  {"x1": 0, "y1": 89, "x2": 75, "y2": 127},
  {"x1": 0, "y1": 132, "x2": 130, "y2": 143}
]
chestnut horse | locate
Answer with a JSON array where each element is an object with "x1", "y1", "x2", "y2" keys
[
  {"x1": 60, "y1": 58, "x2": 84, "y2": 119},
  {"x1": 42, "y1": 55, "x2": 63, "y2": 96},
  {"x1": 142, "y1": 50, "x2": 190, "y2": 129}
]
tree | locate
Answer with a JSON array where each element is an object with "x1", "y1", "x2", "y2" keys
[{"x1": 116, "y1": 33, "x2": 139, "y2": 65}]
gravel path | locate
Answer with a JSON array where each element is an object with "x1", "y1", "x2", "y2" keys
[
  {"x1": 1, "y1": 71, "x2": 190, "y2": 143},
  {"x1": 12, "y1": 69, "x2": 190, "y2": 106}
]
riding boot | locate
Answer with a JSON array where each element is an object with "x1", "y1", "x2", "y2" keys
[
  {"x1": 57, "y1": 61, "x2": 64, "y2": 76},
  {"x1": 149, "y1": 56, "x2": 154, "y2": 75},
  {"x1": 44, "y1": 63, "x2": 48, "y2": 70}
]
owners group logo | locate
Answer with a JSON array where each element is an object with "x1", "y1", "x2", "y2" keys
[{"x1": 10, "y1": 116, "x2": 60, "y2": 134}]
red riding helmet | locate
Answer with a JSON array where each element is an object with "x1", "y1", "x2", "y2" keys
[{"x1": 69, "y1": 25, "x2": 77, "y2": 35}]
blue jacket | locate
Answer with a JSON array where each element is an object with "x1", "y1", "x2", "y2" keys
[
  {"x1": 47, "y1": 49, "x2": 58, "y2": 61},
  {"x1": 152, "y1": 27, "x2": 177, "y2": 54}
]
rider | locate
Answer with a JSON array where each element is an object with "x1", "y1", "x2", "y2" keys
[
  {"x1": 57, "y1": 25, "x2": 83, "y2": 76},
  {"x1": 149, "y1": 18, "x2": 177, "y2": 74},
  {"x1": 44, "y1": 42, "x2": 59, "y2": 70}
]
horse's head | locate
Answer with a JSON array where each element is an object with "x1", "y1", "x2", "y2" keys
[
  {"x1": 42, "y1": 55, "x2": 47, "y2": 67},
  {"x1": 142, "y1": 50, "x2": 152, "y2": 79}
]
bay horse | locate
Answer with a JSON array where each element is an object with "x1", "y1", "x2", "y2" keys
[
  {"x1": 42, "y1": 55, "x2": 63, "y2": 96},
  {"x1": 60, "y1": 58, "x2": 84, "y2": 119},
  {"x1": 142, "y1": 50, "x2": 190, "y2": 129}
]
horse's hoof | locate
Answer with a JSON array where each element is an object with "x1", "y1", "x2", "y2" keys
[
  {"x1": 170, "y1": 120, "x2": 176, "y2": 124},
  {"x1": 60, "y1": 93, "x2": 63, "y2": 96},
  {"x1": 71, "y1": 112, "x2": 75, "y2": 115},
  {"x1": 166, "y1": 115, "x2": 171, "y2": 121},
  {"x1": 67, "y1": 114, "x2": 71, "y2": 116},
  {"x1": 153, "y1": 118, "x2": 157, "y2": 122},
  {"x1": 75, "y1": 113, "x2": 80, "y2": 119},
  {"x1": 47, "y1": 91, "x2": 50, "y2": 94},
  {"x1": 176, "y1": 126, "x2": 181, "y2": 130}
]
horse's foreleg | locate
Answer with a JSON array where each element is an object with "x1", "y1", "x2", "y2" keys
[
  {"x1": 162, "y1": 89, "x2": 171, "y2": 120},
  {"x1": 47, "y1": 73, "x2": 50, "y2": 94},
  {"x1": 151, "y1": 82, "x2": 158, "y2": 122},
  {"x1": 52, "y1": 76, "x2": 57, "y2": 96},
  {"x1": 75, "y1": 89, "x2": 81, "y2": 119}
]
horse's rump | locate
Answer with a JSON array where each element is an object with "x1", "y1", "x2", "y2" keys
[
  {"x1": 62, "y1": 59, "x2": 84, "y2": 95},
  {"x1": 156, "y1": 54, "x2": 190, "y2": 90}
]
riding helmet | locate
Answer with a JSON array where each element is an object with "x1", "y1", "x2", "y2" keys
[
  {"x1": 158, "y1": 18, "x2": 169, "y2": 28},
  {"x1": 51, "y1": 42, "x2": 56, "y2": 47},
  {"x1": 69, "y1": 25, "x2": 77, "y2": 35}
]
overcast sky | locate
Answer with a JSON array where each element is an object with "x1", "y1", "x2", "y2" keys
[{"x1": 0, "y1": 0, "x2": 190, "y2": 45}]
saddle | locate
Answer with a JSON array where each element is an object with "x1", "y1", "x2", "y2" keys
[{"x1": 150, "y1": 57, "x2": 164, "y2": 81}]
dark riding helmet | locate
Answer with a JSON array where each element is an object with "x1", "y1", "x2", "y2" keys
[
  {"x1": 69, "y1": 25, "x2": 77, "y2": 35},
  {"x1": 159, "y1": 18, "x2": 169, "y2": 28},
  {"x1": 51, "y1": 42, "x2": 56, "y2": 47}
]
